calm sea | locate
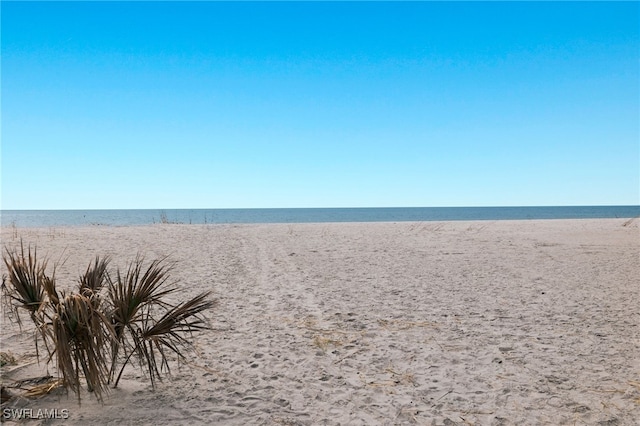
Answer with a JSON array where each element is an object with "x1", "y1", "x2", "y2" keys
[{"x1": 1, "y1": 206, "x2": 639, "y2": 228}]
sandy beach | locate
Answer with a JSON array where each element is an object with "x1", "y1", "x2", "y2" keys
[{"x1": 1, "y1": 218, "x2": 638, "y2": 425}]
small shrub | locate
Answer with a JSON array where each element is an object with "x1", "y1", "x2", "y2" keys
[{"x1": 1, "y1": 241, "x2": 214, "y2": 402}]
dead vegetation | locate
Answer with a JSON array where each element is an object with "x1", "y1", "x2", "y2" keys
[{"x1": 1, "y1": 241, "x2": 215, "y2": 404}]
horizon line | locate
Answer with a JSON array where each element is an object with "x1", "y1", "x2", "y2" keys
[{"x1": 2, "y1": 204, "x2": 639, "y2": 212}]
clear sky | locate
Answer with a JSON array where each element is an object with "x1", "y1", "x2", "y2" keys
[{"x1": 1, "y1": 1, "x2": 638, "y2": 209}]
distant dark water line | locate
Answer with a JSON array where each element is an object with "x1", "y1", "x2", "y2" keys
[{"x1": 1, "y1": 206, "x2": 639, "y2": 228}]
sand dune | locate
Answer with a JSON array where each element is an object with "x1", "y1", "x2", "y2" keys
[{"x1": 1, "y1": 219, "x2": 639, "y2": 425}]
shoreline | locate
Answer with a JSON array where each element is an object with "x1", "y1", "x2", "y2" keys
[
  {"x1": 3, "y1": 206, "x2": 639, "y2": 229},
  {"x1": 1, "y1": 218, "x2": 639, "y2": 424},
  {"x1": 2, "y1": 215, "x2": 639, "y2": 229}
]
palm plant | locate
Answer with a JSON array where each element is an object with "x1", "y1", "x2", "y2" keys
[
  {"x1": 2, "y1": 242, "x2": 48, "y2": 326},
  {"x1": 51, "y1": 292, "x2": 114, "y2": 402},
  {"x1": 105, "y1": 256, "x2": 213, "y2": 387},
  {"x1": 2, "y1": 243, "x2": 51, "y2": 358},
  {"x1": 2, "y1": 243, "x2": 214, "y2": 402},
  {"x1": 78, "y1": 256, "x2": 110, "y2": 295},
  {"x1": 113, "y1": 289, "x2": 213, "y2": 388}
]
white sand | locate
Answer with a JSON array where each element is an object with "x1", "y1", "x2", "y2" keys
[{"x1": 1, "y1": 219, "x2": 639, "y2": 425}]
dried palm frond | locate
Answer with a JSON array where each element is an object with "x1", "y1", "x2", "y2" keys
[
  {"x1": 79, "y1": 257, "x2": 110, "y2": 296},
  {"x1": 106, "y1": 256, "x2": 177, "y2": 383},
  {"x1": 2, "y1": 242, "x2": 48, "y2": 326},
  {"x1": 114, "y1": 292, "x2": 213, "y2": 388},
  {"x1": 21, "y1": 378, "x2": 64, "y2": 398},
  {"x1": 41, "y1": 274, "x2": 60, "y2": 307},
  {"x1": 2, "y1": 242, "x2": 55, "y2": 360},
  {"x1": 8, "y1": 375, "x2": 55, "y2": 389},
  {"x1": 52, "y1": 293, "x2": 114, "y2": 402},
  {"x1": 107, "y1": 256, "x2": 176, "y2": 336},
  {"x1": 3, "y1": 245, "x2": 215, "y2": 402}
]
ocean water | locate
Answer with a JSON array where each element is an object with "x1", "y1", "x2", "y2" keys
[{"x1": 1, "y1": 206, "x2": 639, "y2": 228}]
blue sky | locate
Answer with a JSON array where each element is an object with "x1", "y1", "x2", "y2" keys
[{"x1": 2, "y1": 1, "x2": 638, "y2": 209}]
